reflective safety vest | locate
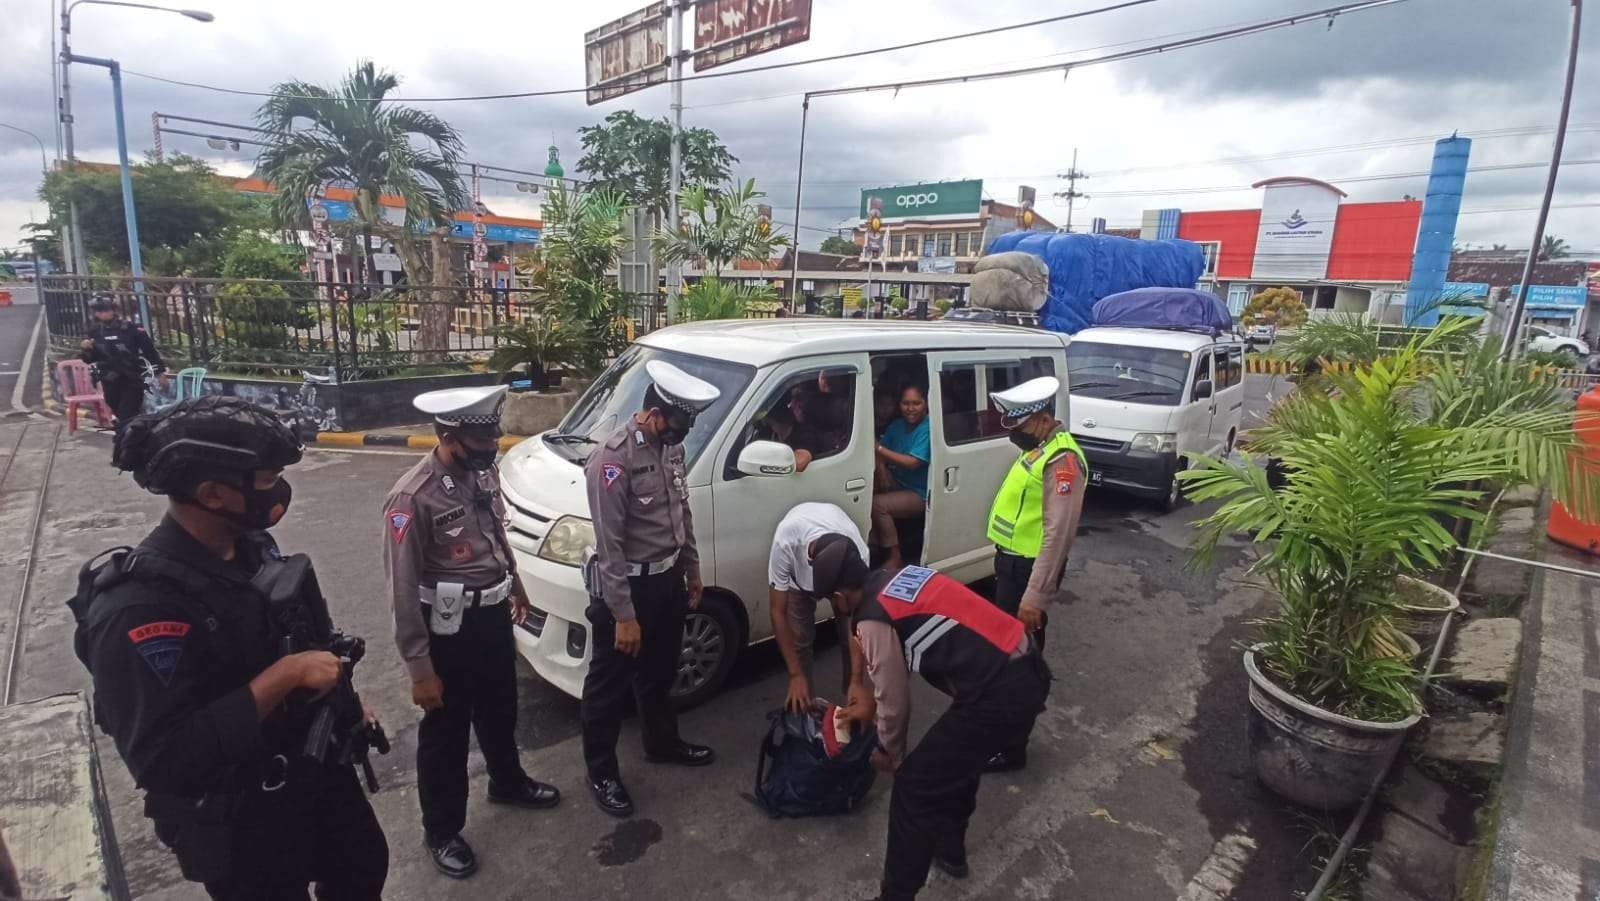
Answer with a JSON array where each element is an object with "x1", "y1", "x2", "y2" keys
[{"x1": 986, "y1": 430, "x2": 1087, "y2": 559}]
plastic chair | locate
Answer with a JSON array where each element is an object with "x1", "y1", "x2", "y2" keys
[
  {"x1": 170, "y1": 366, "x2": 206, "y2": 404},
  {"x1": 56, "y1": 359, "x2": 112, "y2": 433}
]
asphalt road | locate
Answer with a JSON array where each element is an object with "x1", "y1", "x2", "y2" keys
[
  {"x1": 0, "y1": 287, "x2": 45, "y2": 414},
  {"x1": 4, "y1": 374, "x2": 1316, "y2": 900}
]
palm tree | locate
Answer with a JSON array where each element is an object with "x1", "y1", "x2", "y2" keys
[
  {"x1": 255, "y1": 60, "x2": 468, "y2": 354},
  {"x1": 1539, "y1": 234, "x2": 1570, "y2": 261},
  {"x1": 654, "y1": 179, "x2": 789, "y2": 276}
]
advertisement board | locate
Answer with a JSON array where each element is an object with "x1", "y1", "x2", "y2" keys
[
  {"x1": 859, "y1": 180, "x2": 983, "y2": 220},
  {"x1": 584, "y1": 3, "x2": 669, "y2": 105},
  {"x1": 1439, "y1": 281, "x2": 1490, "y2": 317},
  {"x1": 1512, "y1": 284, "x2": 1587, "y2": 308},
  {"x1": 1251, "y1": 180, "x2": 1341, "y2": 280},
  {"x1": 693, "y1": 0, "x2": 813, "y2": 72}
]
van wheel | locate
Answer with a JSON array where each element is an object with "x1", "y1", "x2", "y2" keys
[
  {"x1": 1160, "y1": 458, "x2": 1188, "y2": 513},
  {"x1": 670, "y1": 594, "x2": 742, "y2": 710}
]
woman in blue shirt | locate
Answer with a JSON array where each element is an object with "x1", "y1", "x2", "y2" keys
[{"x1": 871, "y1": 383, "x2": 931, "y2": 568}]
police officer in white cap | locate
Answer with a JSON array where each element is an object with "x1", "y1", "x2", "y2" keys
[
  {"x1": 382, "y1": 385, "x2": 559, "y2": 879},
  {"x1": 581, "y1": 360, "x2": 720, "y2": 817},
  {"x1": 981, "y1": 376, "x2": 1086, "y2": 772}
]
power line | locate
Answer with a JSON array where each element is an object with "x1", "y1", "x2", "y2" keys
[{"x1": 119, "y1": 0, "x2": 1169, "y2": 103}]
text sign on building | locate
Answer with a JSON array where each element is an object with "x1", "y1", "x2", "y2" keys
[
  {"x1": 584, "y1": 3, "x2": 669, "y2": 105},
  {"x1": 1512, "y1": 284, "x2": 1587, "y2": 308},
  {"x1": 693, "y1": 0, "x2": 813, "y2": 72},
  {"x1": 1251, "y1": 179, "x2": 1342, "y2": 281},
  {"x1": 859, "y1": 180, "x2": 983, "y2": 221},
  {"x1": 1439, "y1": 281, "x2": 1490, "y2": 317}
]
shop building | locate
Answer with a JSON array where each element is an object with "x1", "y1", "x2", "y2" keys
[{"x1": 847, "y1": 179, "x2": 1055, "y2": 272}]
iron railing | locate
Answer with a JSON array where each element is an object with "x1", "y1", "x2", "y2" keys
[{"x1": 42, "y1": 275, "x2": 668, "y2": 381}]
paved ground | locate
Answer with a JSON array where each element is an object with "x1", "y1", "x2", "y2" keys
[
  {"x1": 2, "y1": 375, "x2": 1323, "y2": 900},
  {"x1": 1489, "y1": 537, "x2": 1600, "y2": 899},
  {"x1": 0, "y1": 289, "x2": 46, "y2": 414}
]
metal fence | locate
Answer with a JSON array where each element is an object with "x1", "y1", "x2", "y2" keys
[{"x1": 42, "y1": 275, "x2": 668, "y2": 381}]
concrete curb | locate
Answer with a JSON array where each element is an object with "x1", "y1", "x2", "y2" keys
[{"x1": 310, "y1": 431, "x2": 524, "y2": 452}]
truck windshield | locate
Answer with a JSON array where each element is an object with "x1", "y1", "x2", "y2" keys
[
  {"x1": 549, "y1": 345, "x2": 755, "y2": 467},
  {"x1": 1067, "y1": 341, "x2": 1191, "y2": 407}
]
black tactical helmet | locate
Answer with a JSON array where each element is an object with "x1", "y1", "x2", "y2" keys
[
  {"x1": 114, "y1": 396, "x2": 303, "y2": 496},
  {"x1": 89, "y1": 294, "x2": 117, "y2": 312}
]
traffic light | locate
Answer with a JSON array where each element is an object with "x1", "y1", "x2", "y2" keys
[{"x1": 757, "y1": 204, "x2": 772, "y2": 237}]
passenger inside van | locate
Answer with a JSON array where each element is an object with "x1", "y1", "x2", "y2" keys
[{"x1": 870, "y1": 383, "x2": 931, "y2": 569}]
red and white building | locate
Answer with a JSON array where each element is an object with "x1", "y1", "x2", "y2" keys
[{"x1": 1141, "y1": 176, "x2": 1422, "y2": 320}]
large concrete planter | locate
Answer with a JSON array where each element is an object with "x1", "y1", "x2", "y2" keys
[
  {"x1": 1245, "y1": 648, "x2": 1421, "y2": 810},
  {"x1": 503, "y1": 387, "x2": 578, "y2": 436}
]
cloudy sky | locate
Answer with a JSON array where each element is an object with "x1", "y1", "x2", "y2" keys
[{"x1": 1, "y1": 0, "x2": 1596, "y2": 257}]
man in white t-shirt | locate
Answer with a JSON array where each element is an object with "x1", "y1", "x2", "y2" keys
[{"x1": 768, "y1": 502, "x2": 873, "y2": 712}]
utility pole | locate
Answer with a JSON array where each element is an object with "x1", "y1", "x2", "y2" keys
[
  {"x1": 1054, "y1": 147, "x2": 1088, "y2": 233},
  {"x1": 1501, "y1": 0, "x2": 1583, "y2": 360},
  {"x1": 665, "y1": 0, "x2": 686, "y2": 324},
  {"x1": 59, "y1": 6, "x2": 86, "y2": 276}
]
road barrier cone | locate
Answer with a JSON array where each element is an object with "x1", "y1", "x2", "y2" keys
[{"x1": 1547, "y1": 385, "x2": 1600, "y2": 555}]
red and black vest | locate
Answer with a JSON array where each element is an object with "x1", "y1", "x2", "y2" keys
[{"x1": 854, "y1": 566, "x2": 1024, "y2": 701}]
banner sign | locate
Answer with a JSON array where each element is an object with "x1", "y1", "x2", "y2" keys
[
  {"x1": 584, "y1": 3, "x2": 670, "y2": 105},
  {"x1": 1251, "y1": 181, "x2": 1341, "y2": 281},
  {"x1": 693, "y1": 0, "x2": 813, "y2": 72},
  {"x1": 859, "y1": 180, "x2": 982, "y2": 220},
  {"x1": 1513, "y1": 284, "x2": 1587, "y2": 308}
]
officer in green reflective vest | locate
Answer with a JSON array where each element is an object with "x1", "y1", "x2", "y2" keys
[{"x1": 983, "y1": 376, "x2": 1087, "y2": 772}]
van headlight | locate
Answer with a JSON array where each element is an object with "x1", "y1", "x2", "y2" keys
[
  {"x1": 1130, "y1": 432, "x2": 1178, "y2": 454},
  {"x1": 538, "y1": 516, "x2": 595, "y2": 566}
]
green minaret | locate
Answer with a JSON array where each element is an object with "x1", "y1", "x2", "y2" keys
[{"x1": 543, "y1": 144, "x2": 564, "y2": 180}]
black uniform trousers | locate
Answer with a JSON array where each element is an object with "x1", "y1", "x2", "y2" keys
[
  {"x1": 194, "y1": 760, "x2": 389, "y2": 901},
  {"x1": 101, "y1": 375, "x2": 146, "y2": 427},
  {"x1": 581, "y1": 564, "x2": 688, "y2": 780},
  {"x1": 991, "y1": 548, "x2": 1051, "y2": 759},
  {"x1": 416, "y1": 599, "x2": 526, "y2": 842},
  {"x1": 881, "y1": 653, "x2": 1052, "y2": 901}
]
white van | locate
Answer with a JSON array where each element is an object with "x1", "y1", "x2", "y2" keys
[
  {"x1": 1064, "y1": 327, "x2": 1245, "y2": 510},
  {"x1": 499, "y1": 319, "x2": 1070, "y2": 706}
]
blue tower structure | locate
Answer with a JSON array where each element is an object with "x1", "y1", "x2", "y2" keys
[{"x1": 1403, "y1": 135, "x2": 1471, "y2": 326}]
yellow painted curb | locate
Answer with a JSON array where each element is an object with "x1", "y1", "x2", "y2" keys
[
  {"x1": 406, "y1": 435, "x2": 440, "y2": 450},
  {"x1": 315, "y1": 431, "x2": 369, "y2": 448}
]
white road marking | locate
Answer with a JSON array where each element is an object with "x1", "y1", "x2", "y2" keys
[{"x1": 10, "y1": 307, "x2": 43, "y2": 413}]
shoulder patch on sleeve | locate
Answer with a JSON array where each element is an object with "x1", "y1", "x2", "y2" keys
[
  {"x1": 388, "y1": 508, "x2": 414, "y2": 543},
  {"x1": 1054, "y1": 459, "x2": 1076, "y2": 495},
  {"x1": 602, "y1": 463, "x2": 623, "y2": 487},
  {"x1": 882, "y1": 566, "x2": 937, "y2": 603},
  {"x1": 128, "y1": 621, "x2": 190, "y2": 686}
]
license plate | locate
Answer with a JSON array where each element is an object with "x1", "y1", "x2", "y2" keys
[{"x1": 1089, "y1": 470, "x2": 1104, "y2": 487}]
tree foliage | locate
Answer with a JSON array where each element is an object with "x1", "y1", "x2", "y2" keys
[
  {"x1": 653, "y1": 179, "x2": 789, "y2": 274},
  {"x1": 1241, "y1": 286, "x2": 1307, "y2": 328},
  {"x1": 37, "y1": 154, "x2": 258, "y2": 274},
  {"x1": 677, "y1": 276, "x2": 776, "y2": 322},
  {"x1": 818, "y1": 235, "x2": 859, "y2": 256},
  {"x1": 255, "y1": 60, "x2": 467, "y2": 234},
  {"x1": 576, "y1": 111, "x2": 736, "y2": 219},
  {"x1": 1538, "y1": 234, "x2": 1570, "y2": 261},
  {"x1": 535, "y1": 185, "x2": 629, "y2": 374}
]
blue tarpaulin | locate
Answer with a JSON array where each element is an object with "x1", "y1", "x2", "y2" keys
[
  {"x1": 1092, "y1": 287, "x2": 1234, "y2": 333},
  {"x1": 984, "y1": 232, "x2": 1206, "y2": 334}
]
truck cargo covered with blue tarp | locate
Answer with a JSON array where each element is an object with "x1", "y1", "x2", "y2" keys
[{"x1": 984, "y1": 232, "x2": 1206, "y2": 334}]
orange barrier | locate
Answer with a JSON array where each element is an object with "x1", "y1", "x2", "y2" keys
[{"x1": 1548, "y1": 385, "x2": 1600, "y2": 555}]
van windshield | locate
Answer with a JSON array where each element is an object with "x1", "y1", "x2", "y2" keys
[
  {"x1": 1067, "y1": 341, "x2": 1192, "y2": 407},
  {"x1": 548, "y1": 345, "x2": 755, "y2": 467}
]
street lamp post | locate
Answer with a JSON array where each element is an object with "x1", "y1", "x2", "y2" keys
[
  {"x1": 70, "y1": 54, "x2": 150, "y2": 325},
  {"x1": 0, "y1": 123, "x2": 49, "y2": 177},
  {"x1": 58, "y1": 1, "x2": 213, "y2": 277}
]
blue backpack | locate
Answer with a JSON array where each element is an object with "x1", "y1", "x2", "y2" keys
[{"x1": 746, "y1": 704, "x2": 878, "y2": 818}]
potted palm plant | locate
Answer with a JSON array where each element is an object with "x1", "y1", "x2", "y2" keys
[
  {"x1": 490, "y1": 316, "x2": 574, "y2": 391},
  {"x1": 1183, "y1": 320, "x2": 1595, "y2": 809}
]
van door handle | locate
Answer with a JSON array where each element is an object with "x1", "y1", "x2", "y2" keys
[
  {"x1": 944, "y1": 467, "x2": 959, "y2": 491},
  {"x1": 845, "y1": 478, "x2": 867, "y2": 491}
]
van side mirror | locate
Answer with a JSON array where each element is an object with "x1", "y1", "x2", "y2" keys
[
  {"x1": 736, "y1": 440, "x2": 798, "y2": 477},
  {"x1": 1193, "y1": 379, "x2": 1214, "y2": 401}
]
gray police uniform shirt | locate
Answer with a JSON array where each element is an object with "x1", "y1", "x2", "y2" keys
[
  {"x1": 383, "y1": 452, "x2": 512, "y2": 680},
  {"x1": 585, "y1": 421, "x2": 701, "y2": 623}
]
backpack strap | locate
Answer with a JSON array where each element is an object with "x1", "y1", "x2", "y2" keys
[{"x1": 740, "y1": 710, "x2": 788, "y2": 818}]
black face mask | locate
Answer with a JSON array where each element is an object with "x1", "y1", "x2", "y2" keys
[
  {"x1": 220, "y1": 477, "x2": 293, "y2": 530},
  {"x1": 1008, "y1": 430, "x2": 1041, "y2": 452},
  {"x1": 458, "y1": 443, "x2": 499, "y2": 471},
  {"x1": 657, "y1": 415, "x2": 693, "y2": 446}
]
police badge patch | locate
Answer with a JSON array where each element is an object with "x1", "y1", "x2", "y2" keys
[
  {"x1": 603, "y1": 463, "x2": 623, "y2": 486},
  {"x1": 388, "y1": 510, "x2": 413, "y2": 543},
  {"x1": 128, "y1": 621, "x2": 191, "y2": 686},
  {"x1": 883, "y1": 565, "x2": 937, "y2": 603}
]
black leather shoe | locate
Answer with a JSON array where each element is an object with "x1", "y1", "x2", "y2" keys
[
  {"x1": 644, "y1": 741, "x2": 716, "y2": 767},
  {"x1": 589, "y1": 775, "x2": 634, "y2": 818},
  {"x1": 984, "y1": 749, "x2": 1027, "y2": 773},
  {"x1": 425, "y1": 834, "x2": 478, "y2": 880},
  {"x1": 488, "y1": 776, "x2": 561, "y2": 810},
  {"x1": 933, "y1": 854, "x2": 970, "y2": 879}
]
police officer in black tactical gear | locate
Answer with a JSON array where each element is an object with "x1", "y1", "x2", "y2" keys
[
  {"x1": 70, "y1": 396, "x2": 388, "y2": 900},
  {"x1": 80, "y1": 294, "x2": 165, "y2": 429}
]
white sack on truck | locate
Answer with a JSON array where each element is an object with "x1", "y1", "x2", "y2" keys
[{"x1": 969, "y1": 251, "x2": 1049, "y2": 312}]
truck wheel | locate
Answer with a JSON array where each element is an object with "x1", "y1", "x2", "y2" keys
[
  {"x1": 1160, "y1": 458, "x2": 1188, "y2": 513},
  {"x1": 670, "y1": 593, "x2": 743, "y2": 710}
]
